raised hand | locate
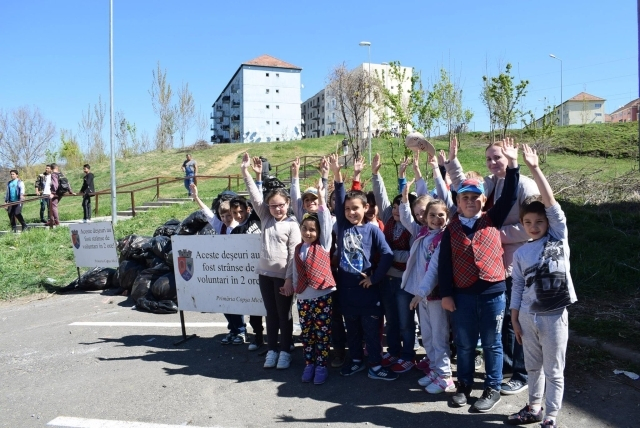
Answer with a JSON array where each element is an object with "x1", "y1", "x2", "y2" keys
[
  {"x1": 240, "y1": 152, "x2": 251, "y2": 170},
  {"x1": 291, "y1": 157, "x2": 300, "y2": 178},
  {"x1": 437, "y1": 150, "x2": 446, "y2": 166},
  {"x1": 412, "y1": 153, "x2": 422, "y2": 179},
  {"x1": 398, "y1": 156, "x2": 410, "y2": 178},
  {"x1": 501, "y1": 137, "x2": 519, "y2": 162},
  {"x1": 190, "y1": 183, "x2": 198, "y2": 198},
  {"x1": 353, "y1": 156, "x2": 365, "y2": 175},
  {"x1": 319, "y1": 156, "x2": 329, "y2": 179},
  {"x1": 428, "y1": 154, "x2": 439, "y2": 170},
  {"x1": 371, "y1": 153, "x2": 382, "y2": 175},
  {"x1": 521, "y1": 144, "x2": 539, "y2": 169},
  {"x1": 402, "y1": 178, "x2": 415, "y2": 203},
  {"x1": 328, "y1": 153, "x2": 341, "y2": 175},
  {"x1": 448, "y1": 137, "x2": 458, "y2": 162},
  {"x1": 250, "y1": 156, "x2": 262, "y2": 176}
]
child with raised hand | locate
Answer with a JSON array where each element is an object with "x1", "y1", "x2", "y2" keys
[
  {"x1": 291, "y1": 157, "x2": 329, "y2": 223},
  {"x1": 294, "y1": 177, "x2": 336, "y2": 385},
  {"x1": 241, "y1": 152, "x2": 301, "y2": 370},
  {"x1": 190, "y1": 183, "x2": 238, "y2": 234},
  {"x1": 330, "y1": 153, "x2": 395, "y2": 381},
  {"x1": 506, "y1": 145, "x2": 577, "y2": 428},
  {"x1": 438, "y1": 138, "x2": 521, "y2": 413},
  {"x1": 371, "y1": 153, "x2": 417, "y2": 374}
]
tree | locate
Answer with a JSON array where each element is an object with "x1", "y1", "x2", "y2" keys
[
  {"x1": 432, "y1": 69, "x2": 473, "y2": 142},
  {"x1": 59, "y1": 129, "x2": 83, "y2": 168},
  {"x1": 326, "y1": 62, "x2": 376, "y2": 159},
  {"x1": 176, "y1": 83, "x2": 195, "y2": 148},
  {"x1": 79, "y1": 96, "x2": 107, "y2": 163},
  {"x1": 480, "y1": 77, "x2": 498, "y2": 141},
  {"x1": 483, "y1": 63, "x2": 529, "y2": 139},
  {"x1": 414, "y1": 78, "x2": 441, "y2": 138},
  {"x1": 0, "y1": 106, "x2": 56, "y2": 169},
  {"x1": 194, "y1": 107, "x2": 210, "y2": 142},
  {"x1": 149, "y1": 62, "x2": 175, "y2": 152},
  {"x1": 522, "y1": 103, "x2": 556, "y2": 164},
  {"x1": 114, "y1": 110, "x2": 130, "y2": 159}
]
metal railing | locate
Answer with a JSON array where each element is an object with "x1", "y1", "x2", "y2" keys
[{"x1": 272, "y1": 155, "x2": 325, "y2": 184}]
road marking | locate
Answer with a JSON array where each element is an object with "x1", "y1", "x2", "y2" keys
[
  {"x1": 69, "y1": 322, "x2": 228, "y2": 327},
  {"x1": 47, "y1": 416, "x2": 224, "y2": 428}
]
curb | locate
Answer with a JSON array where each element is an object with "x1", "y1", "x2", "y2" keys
[{"x1": 569, "y1": 329, "x2": 640, "y2": 365}]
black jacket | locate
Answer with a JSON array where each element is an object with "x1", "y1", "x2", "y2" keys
[{"x1": 80, "y1": 172, "x2": 95, "y2": 195}]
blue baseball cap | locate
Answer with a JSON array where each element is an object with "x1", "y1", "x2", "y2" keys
[{"x1": 458, "y1": 178, "x2": 484, "y2": 195}]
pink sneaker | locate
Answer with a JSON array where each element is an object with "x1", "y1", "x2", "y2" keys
[
  {"x1": 418, "y1": 370, "x2": 438, "y2": 387},
  {"x1": 425, "y1": 375, "x2": 455, "y2": 394},
  {"x1": 416, "y1": 357, "x2": 430, "y2": 371}
]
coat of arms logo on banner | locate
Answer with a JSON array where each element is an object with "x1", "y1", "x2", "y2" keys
[
  {"x1": 71, "y1": 229, "x2": 81, "y2": 249},
  {"x1": 178, "y1": 249, "x2": 194, "y2": 281}
]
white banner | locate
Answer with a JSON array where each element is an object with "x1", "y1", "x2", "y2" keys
[
  {"x1": 70, "y1": 221, "x2": 119, "y2": 267},
  {"x1": 171, "y1": 234, "x2": 266, "y2": 316}
]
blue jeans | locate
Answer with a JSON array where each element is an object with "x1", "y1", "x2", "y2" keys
[
  {"x1": 452, "y1": 291, "x2": 505, "y2": 390},
  {"x1": 224, "y1": 314, "x2": 246, "y2": 335},
  {"x1": 344, "y1": 314, "x2": 382, "y2": 365},
  {"x1": 380, "y1": 276, "x2": 416, "y2": 361},
  {"x1": 184, "y1": 176, "x2": 194, "y2": 195}
]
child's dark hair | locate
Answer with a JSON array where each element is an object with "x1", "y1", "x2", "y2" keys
[
  {"x1": 392, "y1": 193, "x2": 416, "y2": 207},
  {"x1": 230, "y1": 196, "x2": 249, "y2": 210},
  {"x1": 366, "y1": 191, "x2": 376, "y2": 207},
  {"x1": 264, "y1": 188, "x2": 290, "y2": 204},
  {"x1": 83, "y1": 164, "x2": 91, "y2": 169},
  {"x1": 519, "y1": 195, "x2": 546, "y2": 221},
  {"x1": 345, "y1": 190, "x2": 368, "y2": 206},
  {"x1": 301, "y1": 213, "x2": 321, "y2": 240},
  {"x1": 426, "y1": 199, "x2": 449, "y2": 218}
]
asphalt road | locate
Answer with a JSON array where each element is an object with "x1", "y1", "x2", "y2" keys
[{"x1": 1, "y1": 292, "x2": 638, "y2": 428}]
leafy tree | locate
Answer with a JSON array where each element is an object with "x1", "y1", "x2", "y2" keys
[
  {"x1": 483, "y1": 63, "x2": 529, "y2": 139},
  {"x1": 432, "y1": 69, "x2": 473, "y2": 143},
  {"x1": 522, "y1": 104, "x2": 556, "y2": 163},
  {"x1": 59, "y1": 129, "x2": 83, "y2": 168}
]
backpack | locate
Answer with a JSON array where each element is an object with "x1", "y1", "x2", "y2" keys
[{"x1": 56, "y1": 172, "x2": 71, "y2": 196}]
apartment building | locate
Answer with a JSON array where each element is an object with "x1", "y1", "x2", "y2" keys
[
  {"x1": 211, "y1": 55, "x2": 302, "y2": 143},
  {"x1": 610, "y1": 98, "x2": 639, "y2": 123}
]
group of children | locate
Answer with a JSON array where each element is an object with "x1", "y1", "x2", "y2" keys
[{"x1": 194, "y1": 137, "x2": 576, "y2": 427}]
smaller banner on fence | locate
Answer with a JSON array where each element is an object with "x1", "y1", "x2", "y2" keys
[
  {"x1": 70, "y1": 221, "x2": 119, "y2": 268},
  {"x1": 171, "y1": 234, "x2": 266, "y2": 316}
]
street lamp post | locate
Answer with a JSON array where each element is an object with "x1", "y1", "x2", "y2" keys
[
  {"x1": 549, "y1": 54, "x2": 563, "y2": 126},
  {"x1": 359, "y1": 41, "x2": 372, "y2": 165}
]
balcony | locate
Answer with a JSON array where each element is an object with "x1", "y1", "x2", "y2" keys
[
  {"x1": 217, "y1": 118, "x2": 224, "y2": 123},
  {"x1": 231, "y1": 115, "x2": 240, "y2": 122},
  {"x1": 231, "y1": 101, "x2": 241, "y2": 108},
  {"x1": 222, "y1": 96, "x2": 230, "y2": 103},
  {"x1": 210, "y1": 124, "x2": 215, "y2": 131},
  {"x1": 216, "y1": 106, "x2": 223, "y2": 111},
  {"x1": 210, "y1": 112, "x2": 215, "y2": 119},
  {"x1": 222, "y1": 125, "x2": 230, "y2": 131}
]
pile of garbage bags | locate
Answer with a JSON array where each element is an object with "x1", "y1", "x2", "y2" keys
[{"x1": 60, "y1": 211, "x2": 213, "y2": 314}]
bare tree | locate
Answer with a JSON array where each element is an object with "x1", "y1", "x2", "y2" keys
[
  {"x1": 149, "y1": 62, "x2": 175, "y2": 152},
  {"x1": 195, "y1": 107, "x2": 209, "y2": 142},
  {"x1": 78, "y1": 104, "x2": 93, "y2": 155},
  {"x1": 90, "y1": 96, "x2": 107, "y2": 162},
  {"x1": 0, "y1": 106, "x2": 56, "y2": 169},
  {"x1": 326, "y1": 62, "x2": 374, "y2": 159},
  {"x1": 114, "y1": 110, "x2": 130, "y2": 158},
  {"x1": 176, "y1": 83, "x2": 195, "y2": 148},
  {"x1": 139, "y1": 130, "x2": 151, "y2": 153}
]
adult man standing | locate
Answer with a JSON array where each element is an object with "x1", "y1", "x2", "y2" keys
[
  {"x1": 35, "y1": 164, "x2": 52, "y2": 223},
  {"x1": 181, "y1": 154, "x2": 197, "y2": 197},
  {"x1": 49, "y1": 163, "x2": 73, "y2": 226},
  {"x1": 5, "y1": 170, "x2": 29, "y2": 233},
  {"x1": 80, "y1": 164, "x2": 95, "y2": 223}
]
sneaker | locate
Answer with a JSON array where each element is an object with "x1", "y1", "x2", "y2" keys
[
  {"x1": 501, "y1": 379, "x2": 528, "y2": 395},
  {"x1": 340, "y1": 360, "x2": 365, "y2": 376},
  {"x1": 416, "y1": 356, "x2": 430, "y2": 371},
  {"x1": 506, "y1": 405, "x2": 543, "y2": 425},
  {"x1": 475, "y1": 352, "x2": 484, "y2": 370},
  {"x1": 264, "y1": 350, "x2": 278, "y2": 368},
  {"x1": 426, "y1": 375, "x2": 456, "y2": 394},
  {"x1": 473, "y1": 387, "x2": 501, "y2": 413},
  {"x1": 331, "y1": 349, "x2": 346, "y2": 368},
  {"x1": 314, "y1": 366, "x2": 328, "y2": 385},
  {"x1": 451, "y1": 382, "x2": 473, "y2": 406},
  {"x1": 381, "y1": 353, "x2": 399, "y2": 368},
  {"x1": 220, "y1": 332, "x2": 235, "y2": 345},
  {"x1": 248, "y1": 339, "x2": 264, "y2": 351},
  {"x1": 418, "y1": 370, "x2": 438, "y2": 387},
  {"x1": 368, "y1": 366, "x2": 399, "y2": 381},
  {"x1": 540, "y1": 419, "x2": 557, "y2": 427},
  {"x1": 390, "y1": 359, "x2": 415, "y2": 373},
  {"x1": 82, "y1": 219, "x2": 87, "y2": 223},
  {"x1": 276, "y1": 351, "x2": 292, "y2": 369},
  {"x1": 232, "y1": 332, "x2": 246, "y2": 345},
  {"x1": 301, "y1": 364, "x2": 315, "y2": 383},
  {"x1": 21, "y1": 226, "x2": 30, "y2": 232}
]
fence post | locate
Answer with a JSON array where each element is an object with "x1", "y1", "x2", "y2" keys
[
  {"x1": 131, "y1": 192, "x2": 136, "y2": 217},
  {"x1": 227, "y1": 176, "x2": 231, "y2": 190},
  {"x1": 94, "y1": 193, "x2": 99, "y2": 216},
  {"x1": 303, "y1": 156, "x2": 307, "y2": 180},
  {"x1": 156, "y1": 177, "x2": 160, "y2": 200}
]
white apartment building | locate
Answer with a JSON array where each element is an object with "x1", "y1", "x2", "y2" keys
[
  {"x1": 301, "y1": 63, "x2": 413, "y2": 139},
  {"x1": 537, "y1": 92, "x2": 606, "y2": 127},
  {"x1": 211, "y1": 55, "x2": 302, "y2": 143}
]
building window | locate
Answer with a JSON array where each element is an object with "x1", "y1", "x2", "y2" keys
[
  {"x1": 595, "y1": 103, "x2": 602, "y2": 108},
  {"x1": 276, "y1": 89, "x2": 279, "y2": 93},
  {"x1": 266, "y1": 121, "x2": 270, "y2": 124},
  {"x1": 266, "y1": 89, "x2": 270, "y2": 94},
  {"x1": 266, "y1": 105, "x2": 270, "y2": 109},
  {"x1": 595, "y1": 113, "x2": 602, "y2": 116},
  {"x1": 276, "y1": 138, "x2": 280, "y2": 141},
  {"x1": 266, "y1": 73, "x2": 269, "y2": 77},
  {"x1": 276, "y1": 121, "x2": 280, "y2": 125},
  {"x1": 276, "y1": 73, "x2": 279, "y2": 77},
  {"x1": 276, "y1": 105, "x2": 280, "y2": 109}
]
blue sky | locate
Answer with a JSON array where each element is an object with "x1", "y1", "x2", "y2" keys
[{"x1": 1, "y1": 0, "x2": 637, "y2": 152}]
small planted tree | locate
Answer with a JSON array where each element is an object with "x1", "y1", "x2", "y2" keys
[
  {"x1": 483, "y1": 63, "x2": 529, "y2": 140},
  {"x1": 432, "y1": 68, "x2": 473, "y2": 144}
]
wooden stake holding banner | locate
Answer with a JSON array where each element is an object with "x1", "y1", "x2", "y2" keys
[{"x1": 171, "y1": 234, "x2": 265, "y2": 345}]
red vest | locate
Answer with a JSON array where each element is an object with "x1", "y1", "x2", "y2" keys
[
  {"x1": 448, "y1": 214, "x2": 505, "y2": 289},
  {"x1": 384, "y1": 217, "x2": 412, "y2": 271},
  {"x1": 295, "y1": 243, "x2": 336, "y2": 294}
]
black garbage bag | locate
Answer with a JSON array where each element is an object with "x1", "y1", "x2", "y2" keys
[
  {"x1": 136, "y1": 296, "x2": 178, "y2": 314},
  {"x1": 176, "y1": 210, "x2": 209, "y2": 235},
  {"x1": 153, "y1": 219, "x2": 181, "y2": 237},
  {"x1": 151, "y1": 273, "x2": 176, "y2": 301},
  {"x1": 150, "y1": 236, "x2": 172, "y2": 258},
  {"x1": 131, "y1": 264, "x2": 171, "y2": 301},
  {"x1": 59, "y1": 267, "x2": 117, "y2": 293},
  {"x1": 112, "y1": 268, "x2": 120, "y2": 288},
  {"x1": 118, "y1": 260, "x2": 147, "y2": 292},
  {"x1": 118, "y1": 234, "x2": 153, "y2": 262},
  {"x1": 164, "y1": 249, "x2": 174, "y2": 267},
  {"x1": 146, "y1": 256, "x2": 165, "y2": 268},
  {"x1": 196, "y1": 223, "x2": 216, "y2": 235}
]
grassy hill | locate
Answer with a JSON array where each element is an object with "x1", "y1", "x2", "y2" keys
[{"x1": 1, "y1": 124, "x2": 639, "y2": 350}]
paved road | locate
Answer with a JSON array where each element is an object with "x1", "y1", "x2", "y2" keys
[{"x1": 1, "y1": 292, "x2": 638, "y2": 428}]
